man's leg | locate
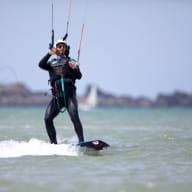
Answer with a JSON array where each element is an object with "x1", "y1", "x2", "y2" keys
[
  {"x1": 67, "y1": 95, "x2": 84, "y2": 142},
  {"x1": 44, "y1": 98, "x2": 60, "y2": 144}
]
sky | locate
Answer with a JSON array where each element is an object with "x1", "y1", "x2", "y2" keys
[{"x1": 0, "y1": 0, "x2": 192, "y2": 99}]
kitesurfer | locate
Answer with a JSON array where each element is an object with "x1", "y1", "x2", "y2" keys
[{"x1": 38, "y1": 40, "x2": 84, "y2": 144}]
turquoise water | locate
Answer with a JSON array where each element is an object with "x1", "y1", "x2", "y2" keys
[{"x1": 0, "y1": 107, "x2": 192, "y2": 192}]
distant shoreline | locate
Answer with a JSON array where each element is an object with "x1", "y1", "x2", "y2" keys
[{"x1": 0, "y1": 83, "x2": 192, "y2": 107}]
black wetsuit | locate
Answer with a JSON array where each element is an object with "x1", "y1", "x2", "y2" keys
[{"x1": 38, "y1": 53, "x2": 84, "y2": 144}]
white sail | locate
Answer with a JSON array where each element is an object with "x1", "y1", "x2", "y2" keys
[{"x1": 79, "y1": 84, "x2": 98, "y2": 110}]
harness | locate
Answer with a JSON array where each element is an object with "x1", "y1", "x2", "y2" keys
[
  {"x1": 49, "y1": 57, "x2": 73, "y2": 113},
  {"x1": 54, "y1": 77, "x2": 73, "y2": 113}
]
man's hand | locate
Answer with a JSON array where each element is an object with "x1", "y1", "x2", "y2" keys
[
  {"x1": 69, "y1": 60, "x2": 78, "y2": 69},
  {"x1": 49, "y1": 48, "x2": 56, "y2": 55}
]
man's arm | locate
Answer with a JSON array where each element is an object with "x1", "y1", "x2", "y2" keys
[
  {"x1": 38, "y1": 49, "x2": 56, "y2": 70},
  {"x1": 68, "y1": 60, "x2": 82, "y2": 79},
  {"x1": 74, "y1": 66, "x2": 82, "y2": 80},
  {"x1": 38, "y1": 53, "x2": 52, "y2": 70}
]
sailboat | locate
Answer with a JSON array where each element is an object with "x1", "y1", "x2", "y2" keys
[{"x1": 79, "y1": 84, "x2": 98, "y2": 110}]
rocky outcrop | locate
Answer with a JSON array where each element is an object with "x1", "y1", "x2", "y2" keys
[
  {"x1": 154, "y1": 91, "x2": 192, "y2": 107},
  {"x1": 0, "y1": 83, "x2": 51, "y2": 106}
]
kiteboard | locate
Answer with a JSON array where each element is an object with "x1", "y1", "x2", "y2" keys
[{"x1": 77, "y1": 140, "x2": 110, "y2": 151}]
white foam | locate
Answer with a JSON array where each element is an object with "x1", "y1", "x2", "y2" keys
[{"x1": 0, "y1": 138, "x2": 79, "y2": 158}]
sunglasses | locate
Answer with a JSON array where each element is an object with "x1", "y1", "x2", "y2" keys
[{"x1": 56, "y1": 44, "x2": 65, "y2": 49}]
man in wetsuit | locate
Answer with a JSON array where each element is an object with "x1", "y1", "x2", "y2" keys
[{"x1": 38, "y1": 40, "x2": 84, "y2": 144}]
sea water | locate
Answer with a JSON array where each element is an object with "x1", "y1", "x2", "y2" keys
[{"x1": 0, "y1": 107, "x2": 192, "y2": 192}]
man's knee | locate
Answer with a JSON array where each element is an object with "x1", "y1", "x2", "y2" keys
[{"x1": 44, "y1": 113, "x2": 53, "y2": 125}]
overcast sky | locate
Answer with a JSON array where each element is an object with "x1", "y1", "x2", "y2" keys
[{"x1": 0, "y1": 0, "x2": 192, "y2": 98}]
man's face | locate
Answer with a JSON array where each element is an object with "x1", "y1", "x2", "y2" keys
[{"x1": 56, "y1": 43, "x2": 66, "y2": 55}]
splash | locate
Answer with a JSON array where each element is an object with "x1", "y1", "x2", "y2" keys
[{"x1": 0, "y1": 138, "x2": 79, "y2": 158}]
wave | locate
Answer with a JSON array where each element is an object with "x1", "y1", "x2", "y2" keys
[{"x1": 0, "y1": 138, "x2": 79, "y2": 158}]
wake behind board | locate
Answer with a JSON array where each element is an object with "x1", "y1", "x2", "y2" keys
[{"x1": 77, "y1": 140, "x2": 110, "y2": 151}]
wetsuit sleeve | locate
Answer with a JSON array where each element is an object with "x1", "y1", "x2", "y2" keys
[
  {"x1": 38, "y1": 53, "x2": 52, "y2": 71},
  {"x1": 74, "y1": 67, "x2": 82, "y2": 79}
]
